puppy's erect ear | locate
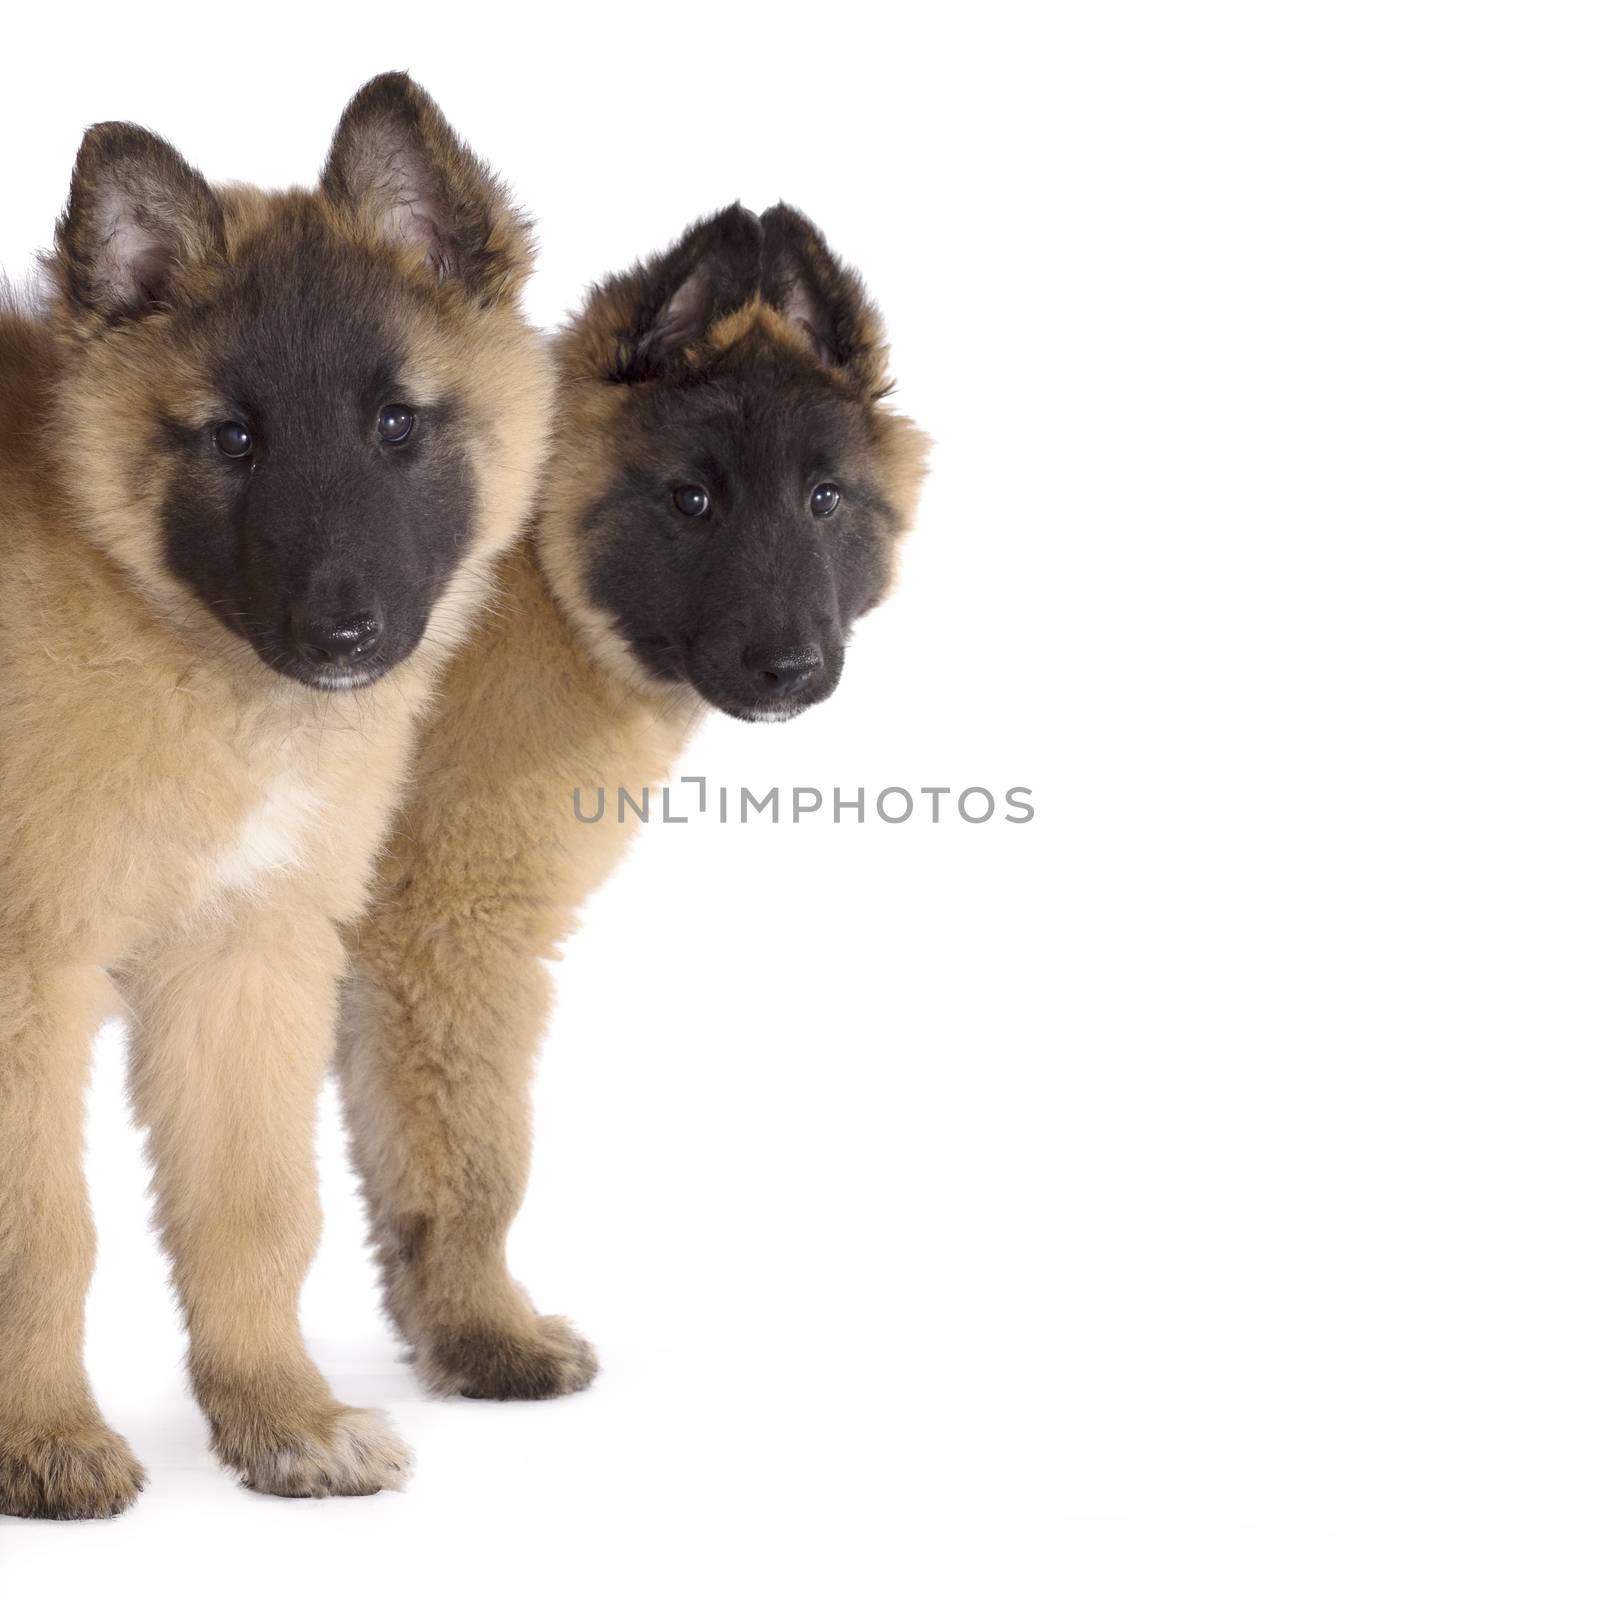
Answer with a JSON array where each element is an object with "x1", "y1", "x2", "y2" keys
[
  {"x1": 612, "y1": 204, "x2": 763, "y2": 382},
  {"x1": 55, "y1": 122, "x2": 224, "y2": 325},
  {"x1": 321, "y1": 71, "x2": 532, "y2": 306},
  {"x1": 759, "y1": 203, "x2": 890, "y2": 394}
]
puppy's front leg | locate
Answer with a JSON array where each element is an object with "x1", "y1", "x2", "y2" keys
[
  {"x1": 337, "y1": 912, "x2": 596, "y2": 1401},
  {"x1": 124, "y1": 902, "x2": 410, "y2": 1498},
  {"x1": 0, "y1": 957, "x2": 145, "y2": 1519}
]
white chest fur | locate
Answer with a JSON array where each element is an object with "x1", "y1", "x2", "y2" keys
[{"x1": 206, "y1": 772, "x2": 327, "y2": 903}]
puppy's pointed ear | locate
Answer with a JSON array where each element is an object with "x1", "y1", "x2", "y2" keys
[
  {"x1": 611, "y1": 204, "x2": 763, "y2": 381},
  {"x1": 759, "y1": 204, "x2": 890, "y2": 393},
  {"x1": 54, "y1": 122, "x2": 224, "y2": 325},
  {"x1": 321, "y1": 72, "x2": 532, "y2": 306}
]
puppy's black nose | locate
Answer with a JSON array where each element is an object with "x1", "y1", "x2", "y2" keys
[
  {"x1": 295, "y1": 611, "x2": 383, "y2": 665},
  {"x1": 743, "y1": 643, "x2": 822, "y2": 698}
]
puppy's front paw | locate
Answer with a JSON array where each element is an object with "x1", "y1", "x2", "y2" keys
[
  {"x1": 420, "y1": 1315, "x2": 599, "y2": 1401},
  {"x1": 216, "y1": 1402, "x2": 412, "y2": 1499},
  {"x1": 0, "y1": 1420, "x2": 146, "y2": 1520}
]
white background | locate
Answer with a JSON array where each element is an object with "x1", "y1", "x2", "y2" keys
[{"x1": 2, "y1": 4, "x2": 1597, "y2": 1596}]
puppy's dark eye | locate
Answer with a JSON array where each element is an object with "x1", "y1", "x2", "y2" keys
[
  {"x1": 810, "y1": 482, "x2": 842, "y2": 518},
  {"x1": 673, "y1": 484, "x2": 711, "y2": 517},
  {"x1": 378, "y1": 404, "x2": 415, "y2": 444},
  {"x1": 214, "y1": 421, "x2": 252, "y2": 459}
]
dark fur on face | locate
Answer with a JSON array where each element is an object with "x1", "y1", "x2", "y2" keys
[
  {"x1": 554, "y1": 204, "x2": 929, "y2": 722},
  {"x1": 154, "y1": 217, "x2": 480, "y2": 688},
  {"x1": 51, "y1": 74, "x2": 533, "y2": 691}
]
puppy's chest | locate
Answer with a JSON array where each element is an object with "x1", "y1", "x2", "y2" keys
[
  {"x1": 185, "y1": 701, "x2": 410, "y2": 923},
  {"x1": 189, "y1": 710, "x2": 343, "y2": 912},
  {"x1": 205, "y1": 770, "x2": 328, "y2": 901}
]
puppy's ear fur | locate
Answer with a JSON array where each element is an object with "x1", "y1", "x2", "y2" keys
[
  {"x1": 759, "y1": 203, "x2": 893, "y2": 397},
  {"x1": 591, "y1": 204, "x2": 762, "y2": 383},
  {"x1": 762, "y1": 204, "x2": 929, "y2": 525},
  {"x1": 54, "y1": 122, "x2": 224, "y2": 326},
  {"x1": 322, "y1": 71, "x2": 532, "y2": 307}
]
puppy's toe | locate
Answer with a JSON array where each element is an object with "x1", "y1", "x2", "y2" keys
[
  {"x1": 0, "y1": 1420, "x2": 146, "y2": 1520},
  {"x1": 226, "y1": 1405, "x2": 412, "y2": 1499},
  {"x1": 421, "y1": 1315, "x2": 599, "y2": 1401}
]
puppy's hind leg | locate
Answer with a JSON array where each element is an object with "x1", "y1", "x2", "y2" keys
[
  {"x1": 124, "y1": 903, "x2": 411, "y2": 1498},
  {"x1": 0, "y1": 957, "x2": 145, "y2": 1519},
  {"x1": 337, "y1": 914, "x2": 596, "y2": 1402}
]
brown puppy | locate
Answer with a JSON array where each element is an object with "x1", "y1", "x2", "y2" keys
[
  {"x1": 0, "y1": 75, "x2": 551, "y2": 1516},
  {"x1": 339, "y1": 205, "x2": 927, "y2": 1398}
]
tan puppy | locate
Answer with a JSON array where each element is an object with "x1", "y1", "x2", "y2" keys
[
  {"x1": 0, "y1": 74, "x2": 551, "y2": 1516},
  {"x1": 340, "y1": 205, "x2": 927, "y2": 1398}
]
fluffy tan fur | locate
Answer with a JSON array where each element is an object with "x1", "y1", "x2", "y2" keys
[
  {"x1": 0, "y1": 89, "x2": 551, "y2": 1516},
  {"x1": 337, "y1": 278, "x2": 927, "y2": 1399}
]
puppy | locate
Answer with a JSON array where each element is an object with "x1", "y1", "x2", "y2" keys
[
  {"x1": 0, "y1": 73, "x2": 551, "y2": 1516},
  {"x1": 339, "y1": 204, "x2": 928, "y2": 1398}
]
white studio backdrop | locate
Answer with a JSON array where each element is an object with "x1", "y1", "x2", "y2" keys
[{"x1": 1, "y1": 4, "x2": 1598, "y2": 1597}]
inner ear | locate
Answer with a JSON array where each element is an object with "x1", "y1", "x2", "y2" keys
[
  {"x1": 329, "y1": 109, "x2": 463, "y2": 277},
  {"x1": 321, "y1": 73, "x2": 528, "y2": 303},
  {"x1": 602, "y1": 204, "x2": 763, "y2": 383},
  {"x1": 775, "y1": 271, "x2": 838, "y2": 367},
  {"x1": 758, "y1": 205, "x2": 885, "y2": 381},
  {"x1": 56, "y1": 122, "x2": 223, "y2": 322},
  {"x1": 637, "y1": 261, "x2": 716, "y2": 367},
  {"x1": 95, "y1": 204, "x2": 186, "y2": 308}
]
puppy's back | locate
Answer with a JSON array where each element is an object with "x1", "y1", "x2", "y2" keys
[
  {"x1": 0, "y1": 297, "x2": 58, "y2": 605},
  {"x1": 0, "y1": 286, "x2": 50, "y2": 402}
]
